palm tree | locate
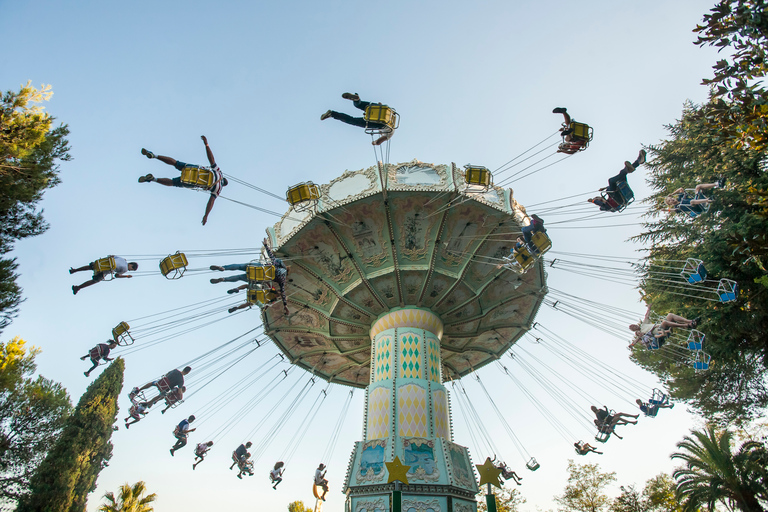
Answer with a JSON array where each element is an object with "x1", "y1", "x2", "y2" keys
[
  {"x1": 98, "y1": 481, "x2": 157, "y2": 512},
  {"x1": 672, "y1": 424, "x2": 767, "y2": 512}
]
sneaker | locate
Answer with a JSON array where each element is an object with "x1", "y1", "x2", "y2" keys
[
  {"x1": 228, "y1": 307, "x2": 238, "y2": 314},
  {"x1": 717, "y1": 176, "x2": 726, "y2": 188},
  {"x1": 125, "y1": 423, "x2": 130, "y2": 429},
  {"x1": 138, "y1": 174, "x2": 154, "y2": 183},
  {"x1": 227, "y1": 288, "x2": 239, "y2": 295},
  {"x1": 342, "y1": 92, "x2": 360, "y2": 101},
  {"x1": 210, "y1": 265, "x2": 225, "y2": 271},
  {"x1": 170, "y1": 449, "x2": 175, "y2": 456},
  {"x1": 636, "y1": 149, "x2": 647, "y2": 166},
  {"x1": 237, "y1": 474, "x2": 242, "y2": 480},
  {"x1": 552, "y1": 107, "x2": 567, "y2": 114},
  {"x1": 192, "y1": 464, "x2": 197, "y2": 471},
  {"x1": 141, "y1": 148, "x2": 155, "y2": 159},
  {"x1": 69, "y1": 267, "x2": 75, "y2": 274},
  {"x1": 624, "y1": 161, "x2": 635, "y2": 173},
  {"x1": 72, "y1": 285, "x2": 78, "y2": 295},
  {"x1": 561, "y1": 128, "x2": 573, "y2": 136},
  {"x1": 691, "y1": 316, "x2": 702, "y2": 328},
  {"x1": 83, "y1": 372, "x2": 89, "y2": 377},
  {"x1": 210, "y1": 278, "x2": 223, "y2": 284},
  {"x1": 80, "y1": 355, "x2": 87, "y2": 360},
  {"x1": 320, "y1": 110, "x2": 333, "y2": 121}
]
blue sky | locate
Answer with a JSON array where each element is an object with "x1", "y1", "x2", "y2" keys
[{"x1": 2, "y1": 1, "x2": 723, "y2": 510}]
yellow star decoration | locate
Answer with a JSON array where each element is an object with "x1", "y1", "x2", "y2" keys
[
  {"x1": 385, "y1": 456, "x2": 411, "y2": 485},
  {"x1": 476, "y1": 457, "x2": 502, "y2": 488}
]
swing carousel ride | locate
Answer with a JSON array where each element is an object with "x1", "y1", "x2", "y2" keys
[{"x1": 74, "y1": 102, "x2": 731, "y2": 512}]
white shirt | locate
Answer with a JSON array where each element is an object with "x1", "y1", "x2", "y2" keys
[
  {"x1": 113, "y1": 256, "x2": 129, "y2": 275},
  {"x1": 314, "y1": 469, "x2": 326, "y2": 484},
  {"x1": 270, "y1": 468, "x2": 283, "y2": 479}
]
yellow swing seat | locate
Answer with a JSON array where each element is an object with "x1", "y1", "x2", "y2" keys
[
  {"x1": 247, "y1": 288, "x2": 278, "y2": 306},
  {"x1": 246, "y1": 264, "x2": 276, "y2": 282},
  {"x1": 530, "y1": 231, "x2": 552, "y2": 255},
  {"x1": 93, "y1": 256, "x2": 117, "y2": 279},
  {"x1": 159, "y1": 252, "x2": 189, "y2": 279},
  {"x1": 513, "y1": 247, "x2": 535, "y2": 272},
  {"x1": 569, "y1": 122, "x2": 593, "y2": 143},
  {"x1": 179, "y1": 167, "x2": 215, "y2": 188},
  {"x1": 464, "y1": 165, "x2": 492, "y2": 189},
  {"x1": 112, "y1": 321, "x2": 134, "y2": 346},
  {"x1": 364, "y1": 104, "x2": 399, "y2": 134},
  {"x1": 286, "y1": 182, "x2": 321, "y2": 211}
]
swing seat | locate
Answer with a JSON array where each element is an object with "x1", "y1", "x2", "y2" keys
[
  {"x1": 364, "y1": 104, "x2": 399, "y2": 133},
  {"x1": 649, "y1": 388, "x2": 667, "y2": 406},
  {"x1": 93, "y1": 256, "x2": 117, "y2": 280},
  {"x1": 246, "y1": 264, "x2": 276, "y2": 282},
  {"x1": 594, "y1": 430, "x2": 610, "y2": 443},
  {"x1": 681, "y1": 258, "x2": 707, "y2": 284},
  {"x1": 112, "y1": 321, "x2": 134, "y2": 346},
  {"x1": 180, "y1": 167, "x2": 215, "y2": 188},
  {"x1": 525, "y1": 457, "x2": 540, "y2": 471},
  {"x1": 509, "y1": 247, "x2": 535, "y2": 272},
  {"x1": 691, "y1": 351, "x2": 711, "y2": 371},
  {"x1": 686, "y1": 330, "x2": 704, "y2": 351},
  {"x1": 717, "y1": 279, "x2": 738, "y2": 303},
  {"x1": 569, "y1": 122, "x2": 593, "y2": 143},
  {"x1": 465, "y1": 165, "x2": 492, "y2": 189},
  {"x1": 530, "y1": 231, "x2": 552, "y2": 255},
  {"x1": 165, "y1": 396, "x2": 183, "y2": 409},
  {"x1": 159, "y1": 252, "x2": 189, "y2": 279},
  {"x1": 247, "y1": 288, "x2": 278, "y2": 306},
  {"x1": 286, "y1": 182, "x2": 321, "y2": 210},
  {"x1": 88, "y1": 346, "x2": 108, "y2": 364},
  {"x1": 644, "y1": 405, "x2": 659, "y2": 417},
  {"x1": 680, "y1": 189, "x2": 710, "y2": 218}
]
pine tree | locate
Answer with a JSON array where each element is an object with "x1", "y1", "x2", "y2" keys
[{"x1": 17, "y1": 358, "x2": 124, "y2": 512}]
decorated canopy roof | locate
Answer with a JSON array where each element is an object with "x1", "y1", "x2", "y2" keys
[{"x1": 263, "y1": 160, "x2": 548, "y2": 388}]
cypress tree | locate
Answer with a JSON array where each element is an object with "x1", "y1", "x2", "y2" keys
[{"x1": 17, "y1": 358, "x2": 124, "y2": 512}]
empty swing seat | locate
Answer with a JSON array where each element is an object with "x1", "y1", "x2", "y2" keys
[
  {"x1": 286, "y1": 182, "x2": 321, "y2": 209},
  {"x1": 594, "y1": 430, "x2": 611, "y2": 443},
  {"x1": 112, "y1": 321, "x2": 134, "y2": 346},
  {"x1": 686, "y1": 330, "x2": 705, "y2": 351},
  {"x1": 364, "y1": 104, "x2": 399, "y2": 134},
  {"x1": 179, "y1": 167, "x2": 215, "y2": 188},
  {"x1": 465, "y1": 165, "x2": 492, "y2": 189},
  {"x1": 525, "y1": 457, "x2": 540, "y2": 471},
  {"x1": 717, "y1": 279, "x2": 738, "y2": 302},
  {"x1": 246, "y1": 264, "x2": 276, "y2": 282},
  {"x1": 159, "y1": 252, "x2": 189, "y2": 279},
  {"x1": 691, "y1": 351, "x2": 711, "y2": 371}
]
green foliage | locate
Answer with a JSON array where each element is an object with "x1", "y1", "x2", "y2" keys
[
  {"x1": 98, "y1": 481, "x2": 156, "y2": 512},
  {"x1": 554, "y1": 460, "x2": 616, "y2": 512},
  {"x1": 694, "y1": 1, "x2": 768, "y2": 150},
  {"x1": 630, "y1": 99, "x2": 768, "y2": 423},
  {"x1": 17, "y1": 358, "x2": 124, "y2": 512},
  {"x1": 642, "y1": 474, "x2": 684, "y2": 512},
  {"x1": 672, "y1": 424, "x2": 768, "y2": 512},
  {"x1": 0, "y1": 82, "x2": 71, "y2": 332},
  {"x1": 0, "y1": 337, "x2": 71, "y2": 506},
  {"x1": 477, "y1": 485, "x2": 527, "y2": 512},
  {"x1": 610, "y1": 485, "x2": 649, "y2": 512},
  {"x1": 287, "y1": 501, "x2": 312, "y2": 512}
]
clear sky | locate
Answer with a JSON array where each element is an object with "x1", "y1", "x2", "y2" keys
[{"x1": 1, "y1": 1, "x2": 723, "y2": 511}]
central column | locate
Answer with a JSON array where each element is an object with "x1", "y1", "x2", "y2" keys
[{"x1": 343, "y1": 307, "x2": 479, "y2": 512}]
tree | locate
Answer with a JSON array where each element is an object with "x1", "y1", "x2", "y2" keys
[
  {"x1": 17, "y1": 358, "x2": 124, "y2": 512},
  {"x1": 98, "y1": 481, "x2": 156, "y2": 512},
  {"x1": 630, "y1": 99, "x2": 768, "y2": 423},
  {"x1": 672, "y1": 424, "x2": 767, "y2": 512},
  {"x1": 693, "y1": 1, "x2": 768, "y2": 150},
  {"x1": 555, "y1": 460, "x2": 616, "y2": 512},
  {"x1": 611, "y1": 485, "x2": 649, "y2": 512},
  {"x1": 287, "y1": 501, "x2": 312, "y2": 512},
  {"x1": 0, "y1": 337, "x2": 71, "y2": 506},
  {"x1": 0, "y1": 81, "x2": 71, "y2": 332},
  {"x1": 642, "y1": 474, "x2": 684, "y2": 512},
  {"x1": 478, "y1": 485, "x2": 527, "y2": 512}
]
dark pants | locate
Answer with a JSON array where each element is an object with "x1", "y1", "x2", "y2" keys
[
  {"x1": 330, "y1": 100, "x2": 386, "y2": 129},
  {"x1": 607, "y1": 155, "x2": 642, "y2": 192},
  {"x1": 522, "y1": 224, "x2": 545, "y2": 244},
  {"x1": 173, "y1": 435, "x2": 187, "y2": 450}
]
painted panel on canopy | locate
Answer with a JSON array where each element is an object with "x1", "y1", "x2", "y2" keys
[
  {"x1": 321, "y1": 164, "x2": 381, "y2": 206},
  {"x1": 478, "y1": 276, "x2": 537, "y2": 309},
  {"x1": 278, "y1": 222, "x2": 358, "y2": 291},
  {"x1": 435, "y1": 202, "x2": 508, "y2": 273},
  {"x1": 386, "y1": 161, "x2": 451, "y2": 190},
  {"x1": 324, "y1": 197, "x2": 394, "y2": 272},
  {"x1": 420, "y1": 272, "x2": 455, "y2": 309},
  {"x1": 464, "y1": 235, "x2": 522, "y2": 286},
  {"x1": 275, "y1": 332, "x2": 332, "y2": 353},
  {"x1": 342, "y1": 285, "x2": 387, "y2": 317},
  {"x1": 329, "y1": 319, "x2": 368, "y2": 337},
  {"x1": 368, "y1": 273, "x2": 401, "y2": 310},
  {"x1": 334, "y1": 365, "x2": 370, "y2": 387},
  {"x1": 432, "y1": 280, "x2": 477, "y2": 316},
  {"x1": 283, "y1": 265, "x2": 336, "y2": 313},
  {"x1": 388, "y1": 192, "x2": 444, "y2": 267},
  {"x1": 466, "y1": 327, "x2": 523, "y2": 353},
  {"x1": 335, "y1": 338, "x2": 370, "y2": 354},
  {"x1": 442, "y1": 318, "x2": 482, "y2": 336},
  {"x1": 399, "y1": 270, "x2": 428, "y2": 306},
  {"x1": 299, "y1": 352, "x2": 353, "y2": 376},
  {"x1": 480, "y1": 294, "x2": 540, "y2": 331},
  {"x1": 442, "y1": 350, "x2": 490, "y2": 377}
]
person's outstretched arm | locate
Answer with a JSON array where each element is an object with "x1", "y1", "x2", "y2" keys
[
  {"x1": 202, "y1": 195, "x2": 217, "y2": 225},
  {"x1": 201, "y1": 136, "x2": 216, "y2": 167}
]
